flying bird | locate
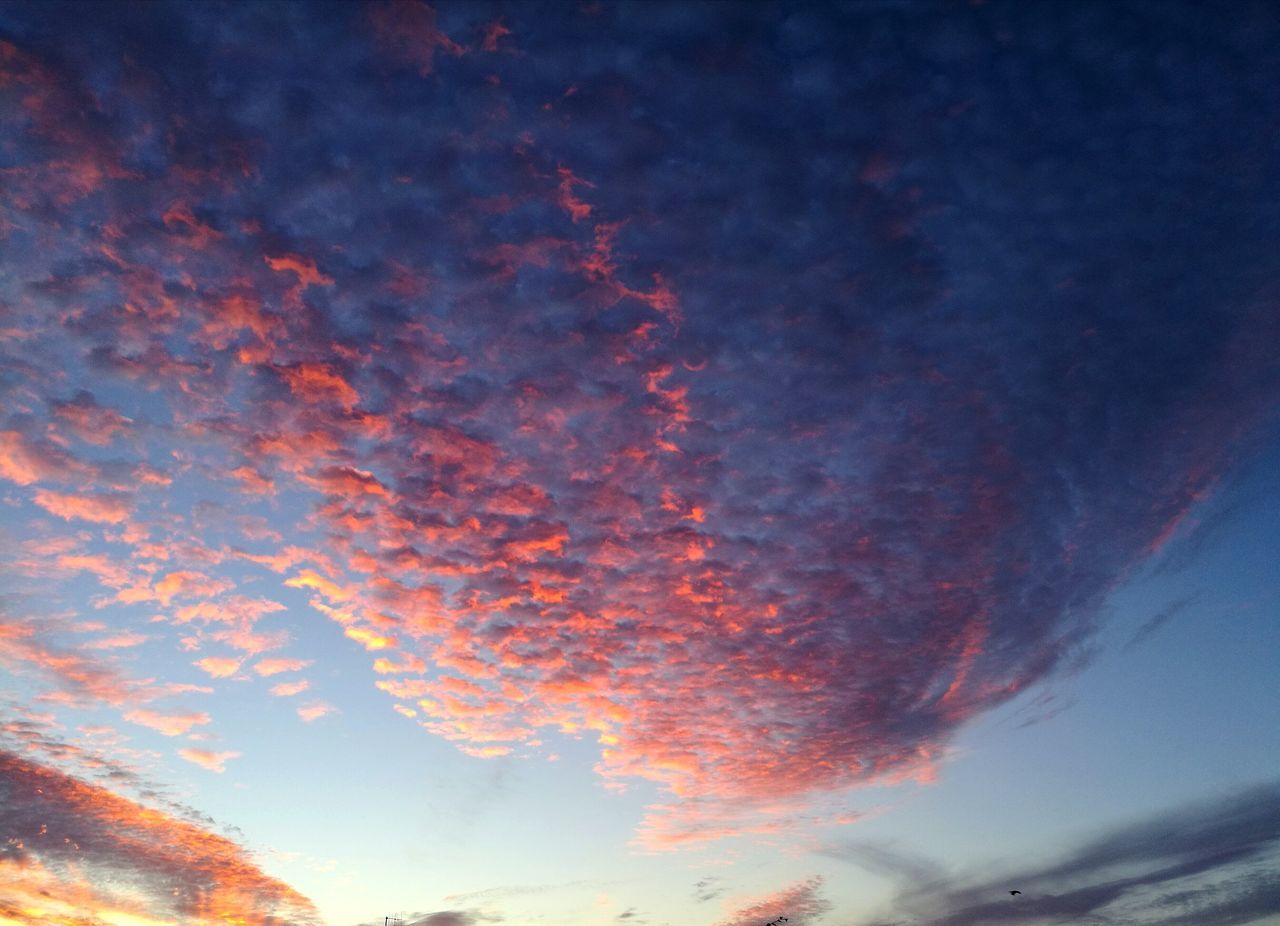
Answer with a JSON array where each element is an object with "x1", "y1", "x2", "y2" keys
[{"x1": 1009, "y1": 890, "x2": 1022, "y2": 895}]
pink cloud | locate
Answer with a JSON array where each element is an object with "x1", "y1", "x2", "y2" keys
[
  {"x1": 193, "y1": 657, "x2": 242, "y2": 679},
  {"x1": 0, "y1": 429, "x2": 87, "y2": 484},
  {"x1": 178, "y1": 747, "x2": 240, "y2": 773},
  {"x1": 0, "y1": 618, "x2": 136, "y2": 706},
  {"x1": 253, "y1": 657, "x2": 312, "y2": 677},
  {"x1": 84, "y1": 632, "x2": 149, "y2": 650},
  {"x1": 269, "y1": 679, "x2": 309, "y2": 697},
  {"x1": 49, "y1": 390, "x2": 133, "y2": 445},
  {"x1": 715, "y1": 877, "x2": 831, "y2": 926},
  {"x1": 125, "y1": 709, "x2": 211, "y2": 737},
  {"x1": 296, "y1": 702, "x2": 334, "y2": 723},
  {"x1": 32, "y1": 488, "x2": 132, "y2": 524}
]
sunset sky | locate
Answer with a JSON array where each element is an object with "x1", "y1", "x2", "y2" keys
[{"x1": 2, "y1": 2, "x2": 1279, "y2": 925}]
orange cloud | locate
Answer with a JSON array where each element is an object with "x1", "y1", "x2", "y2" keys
[
  {"x1": 84, "y1": 631, "x2": 149, "y2": 649},
  {"x1": 55, "y1": 553, "x2": 132, "y2": 589},
  {"x1": 50, "y1": 390, "x2": 133, "y2": 445},
  {"x1": 199, "y1": 292, "x2": 279, "y2": 354},
  {"x1": 296, "y1": 702, "x2": 334, "y2": 723},
  {"x1": 274, "y1": 361, "x2": 360, "y2": 410},
  {"x1": 284, "y1": 568, "x2": 352, "y2": 601},
  {"x1": 125, "y1": 709, "x2": 211, "y2": 737},
  {"x1": 344, "y1": 625, "x2": 397, "y2": 651},
  {"x1": 154, "y1": 570, "x2": 234, "y2": 605},
  {"x1": 269, "y1": 679, "x2": 309, "y2": 697},
  {"x1": 302, "y1": 464, "x2": 390, "y2": 498},
  {"x1": 264, "y1": 252, "x2": 333, "y2": 287},
  {"x1": 177, "y1": 747, "x2": 240, "y2": 773},
  {"x1": 32, "y1": 488, "x2": 132, "y2": 524},
  {"x1": 372, "y1": 652, "x2": 426, "y2": 674},
  {"x1": 229, "y1": 464, "x2": 276, "y2": 495},
  {"x1": 253, "y1": 657, "x2": 312, "y2": 677},
  {"x1": 0, "y1": 750, "x2": 319, "y2": 924},
  {"x1": 193, "y1": 656, "x2": 242, "y2": 678}
]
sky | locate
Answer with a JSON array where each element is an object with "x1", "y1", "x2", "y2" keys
[{"x1": 1, "y1": 1, "x2": 1278, "y2": 924}]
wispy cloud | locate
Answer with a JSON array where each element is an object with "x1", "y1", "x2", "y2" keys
[{"x1": 853, "y1": 783, "x2": 1280, "y2": 926}]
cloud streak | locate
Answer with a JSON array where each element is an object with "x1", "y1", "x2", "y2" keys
[
  {"x1": 856, "y1": 783, "x2": 1280, "y2": 926},
  {"x1": 0, "y1": 749, "x2": 318, "y2": 924}
]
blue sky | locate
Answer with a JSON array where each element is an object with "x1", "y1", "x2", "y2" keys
[{"x1": 1, "y1": 2, "x2": 1278, "y2": 925}]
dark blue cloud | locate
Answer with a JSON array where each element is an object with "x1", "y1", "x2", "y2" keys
[
  {"x1": 852, "y1": 782, "x2": 1280, "y2": 926},
  {"x1": 2, "y1": 0, "x2": 1278, "y2": 843}
]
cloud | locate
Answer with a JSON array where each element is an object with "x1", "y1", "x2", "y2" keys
[
  {"x1": 32, "y1": 489, "x2": 132, "y2": 524},
  {"x1": 0, "y1": 749, "x2": 318, "y2": 923},
  {"x1": 269, "y1": 679, "x2": 309, "y2": 697},
  {"x1": 178, "y1": 748, "x2": 241, "y2": 773},
  {"x1": 0, "y1": 429, "x2": 89, "y2": 485},
  {"x1": 859, "y1": 783, "x2": 1280, "y2": 926},
  {"x1": 124, "y1": 709, "x2": 211, "y2": 737},
  {"x1": 193, "y1": 656, "x2": 242, "y2": 679},
  {"x1": 367, "y1": 0, "x2": 465, "y2": 77},
  {"x1": 253, "y1": 657, "x2": 312, "y2": 677},
  {"x1": 49, "y1": 389, "x2": 133, "y2": 445},
  {"x1": 406, "y1": 912, "x2": 493, "y2": 926},
  {"x1": 2, "y1": 0, "x2": 1279, "y2": 854},
  {"x1": 1123, "y1": 595, "x2": 1199, "y2": 653},
  {"x1": 296, "y1": 701, "x2": 334, "y2": 722},
  {"x1": 83, "y1": 631, "x2": 150, "y2": 649},
  {"x1": 716, "y1": 877, "x2": 831, "y2": 926},
  {"x1": 0, "y1": 616, "x2": 137, "y2": 706}
]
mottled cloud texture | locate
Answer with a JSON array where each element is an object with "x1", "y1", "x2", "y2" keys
[{"x1": 1, "y1": 0, "x2": 1279, "y2": 903}]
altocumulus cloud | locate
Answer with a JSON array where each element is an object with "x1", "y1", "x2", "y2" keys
[{"x1": 1, "y1": 0, "x2": 1279, "y2": 849}]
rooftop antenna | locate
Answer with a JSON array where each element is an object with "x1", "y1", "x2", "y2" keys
[{"x1": 384, "y1": 917, "x2": 404, "y2": 926}]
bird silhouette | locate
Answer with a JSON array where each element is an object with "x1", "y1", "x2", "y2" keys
[{"x1": 1009, "y1": 890, "x2": 1022, "y2": 896}]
